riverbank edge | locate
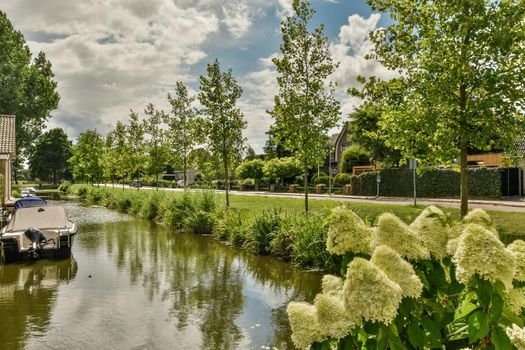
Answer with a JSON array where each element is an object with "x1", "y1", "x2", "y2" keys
[{"x1": 66, "y1": 184, "x2": 342, "y2": 273}]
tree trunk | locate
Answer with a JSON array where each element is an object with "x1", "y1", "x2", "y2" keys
[
  {"x1": 304, "y1": 167, "x2": 309, "y2": 213},
  {"x1": 460, "y1": 140, "x2": 469, "y2": 218},
  {"x1": 183, "y1": 158, "x2": 187, "y2": 188},
  {"x1": 156, "y1": 173, "x2": 159, "y2": 191},
  {"x1": 224, "y1": 161, "x2": 230, "y2": 208}
]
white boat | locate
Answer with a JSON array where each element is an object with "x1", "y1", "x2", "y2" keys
[{"x1": 0, "y1": 205, "x2": 77, "y2": 263}]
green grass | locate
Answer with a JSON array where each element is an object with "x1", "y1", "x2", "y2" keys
[{"x1": 181, "y1": 192, "x2": 525, "y2": 237}]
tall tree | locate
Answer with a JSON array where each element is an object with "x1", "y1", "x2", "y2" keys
[
  {"x1": 270, "y1": 0, "x2": 340, "y2": 212},
  {"x1": 28, "y1": 128, "x2": 72, "y2": 184},
  {"x1": 0, "y1": 12, "x2": 60, "y2": 173},
  {"x1": 144, "y1": 103, "x2": 168, "y2": 189},
  {"x1": 125, "y1": 111, "x2": 146, "y2": 186},
  {"x1": 164, "y1": 81, "x2": 204, "y2": 188},
  {"x1": 263, "y1": 124, "x2": 292, "y2": 159},
  {"x1": 359, "y1": 0, "x2": 525, "y2": 217},
  {"x1": 348, "y1": 78, "x2": 404, "y2": 166},
  {"x1": 104, "y1": 121, "x2": 129, "y2": 188},
  {"x1": 199, "y1": 59, "x2": 247, "y2": 207},
  {"x1": 70, "y1": 130, "x2": 104, "y2": 184}
]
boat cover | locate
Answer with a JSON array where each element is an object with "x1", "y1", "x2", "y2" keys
[
  {"x1": 3, "y1": 206, "x2": 74, "y2": 232},
  {"x1": 14, "y1": 197, "x2": 47, "y2": 209}
]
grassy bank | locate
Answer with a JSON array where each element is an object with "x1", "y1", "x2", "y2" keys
[{"x1": 65, "y1": 184, "x2": 525, "y2": 272}]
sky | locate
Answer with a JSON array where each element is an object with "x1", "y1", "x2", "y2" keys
[{"x1": 1, "y1": 0, "x2": 396, "y2": 152}]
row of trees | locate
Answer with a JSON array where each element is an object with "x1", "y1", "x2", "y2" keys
[{"x1": 68, "y1": 59, "x2": 246, "y2": 207}]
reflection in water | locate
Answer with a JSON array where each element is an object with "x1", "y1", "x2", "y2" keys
[
  {"x1": 0, "y1": 202, "x2": 322, "y2": 349},
  {"x1": 0, "y1": 258, "x2": 78, "y2": 350}
]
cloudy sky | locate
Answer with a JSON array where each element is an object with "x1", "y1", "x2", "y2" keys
[{"x1": 2, "y1": 0, "x2": 395, "y2": 152}]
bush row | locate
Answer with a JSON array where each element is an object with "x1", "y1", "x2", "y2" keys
[
  {"x1": 351, "y1": 167, "x2": 502, "y2": 198},
  {"x1": 68, "y1": 184, "x2": 337, "y2": 271}
]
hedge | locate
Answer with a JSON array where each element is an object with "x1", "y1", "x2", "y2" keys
[{"x1": 350, "y1": 167, "x2": 502, "y2": 198}]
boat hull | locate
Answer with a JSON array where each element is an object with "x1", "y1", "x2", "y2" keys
[{"x1": 1, "y1": 234, "x2": 75, "y2": 264}]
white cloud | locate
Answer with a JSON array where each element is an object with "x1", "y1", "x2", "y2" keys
[
  {"x1": 330, "y1": 13, "x2": 397, "y2": 117},
  {"x1": 222, "y1": 2, "x2": 254, "y2": 39}
]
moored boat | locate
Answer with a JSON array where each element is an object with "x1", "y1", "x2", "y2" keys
[{"x1": 0, "y1": 205, "x2": 77, "y2": 263}]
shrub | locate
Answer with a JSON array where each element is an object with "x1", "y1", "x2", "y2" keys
[
  {"x1": 314, "y1": 175, "x2": 329, "y2": 185},
  {"x1": 333, "y1": 173, "x2": 352, "y2": 187},
  {"x1": 245, "y1": 209, "x2": 283, "y2": 254},
  {"x1": 58, "y1": 180, "x2": 71, "y2": 193},
  {"x1": 263, "y1": 157, "x2": 302, "y2": 184},
  {"x1": 213, "y1": 210, "x2": 252, "y2": 246},
  {"x1": 269, "y1": 215, "x2": 296, "y2": 258},
  {"x1": 77, "y1": 185, "x2": 89, "y2": 199},
  {"x1": 164, "y1": 192, "x2": 196, "y2": 229},
  {"x1": 291, "y1": 213, "x2": 335, "y2": 270},
  {"x1": 340, "y1": 145, "x2": 371, "y2": 173},
  {"x1": 241, "y1": 178, "x2": 255, "y2": 186},
  {"x1": 140, "y1": 191, "x2": 165, "y2": 220},
  {"x1": 311, "y1": 172, "x2": 328, "y2": 183},
  {"x1": 236, "y1": 159, "x2": 265, "y2": 184},
  {"x1": 184, "y1": 210, "x2": 216, "y2": 235}
]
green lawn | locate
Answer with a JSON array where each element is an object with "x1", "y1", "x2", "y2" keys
[{"x1": 206, "y1": 192, "x2": 525, "y2": 238}]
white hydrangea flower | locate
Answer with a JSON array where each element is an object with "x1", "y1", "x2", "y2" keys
[
  {"x1": 410, "y1": 206, "x2": 449, "y2": 259},
  {"x1": 343, "y1": 257, "x2": 402, "y2": 324},
  {"x1": 463, "y1": 208, "x2": 492, "y2": 226},
  {"x1": 508, "y1": 240, "x2": 525, "y2": 282},
  {"x1": 315, "y1": 293, "x2": 357, "y2": 339},
  {"x1": 453, "y1": 224, "x2": 515, "y2": 289},
  {"x1": 506, "y1": 324, "x2": 525, "y2": 350},
  {"x1": 446, "y1": 237, "x2": 460, "y2": 256},
  {"x1": 462, "y1": 208, "x2": 499, "y2": 237},
  {"x1": 327, "y1": 206, "x2": 372, "y2": 255},
  {"x1": 507, "y1": 288, "x2": 525, "y2": 315},
  {"x1": 372, "y1": 213, "x2": 430, "y2": 260},
  {"x1": 371, "y1": 245, "x2": 423, "y2": 298},
  {"x1": 321, "y1": 275, "x2": 344, "y2": 296},
  {"x1": 287, "y1": 302, "x2": 325, "y2": 349}
]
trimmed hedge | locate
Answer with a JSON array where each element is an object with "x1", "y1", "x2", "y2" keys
[{"x1": 351, "y1": 167, "x2": 502, "y2": 198}]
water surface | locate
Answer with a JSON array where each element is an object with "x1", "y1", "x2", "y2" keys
[{"x1": 0, "y1": 202, "x2": 322, "y2": 350}]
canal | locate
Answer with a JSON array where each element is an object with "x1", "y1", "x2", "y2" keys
[{"x1": 0, "y1": 201, "x2": 323, "y2": 350}]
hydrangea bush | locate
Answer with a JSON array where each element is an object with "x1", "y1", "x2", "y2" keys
[{"x1": 287, "y1": 206, "x2": 525, "y2": 349}]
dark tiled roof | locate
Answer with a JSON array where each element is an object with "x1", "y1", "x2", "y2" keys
[{"x1": 0, "y1": 115, "x2": 16, "y2": 157}]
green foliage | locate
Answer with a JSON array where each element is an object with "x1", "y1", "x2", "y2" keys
[
  {"x1": 236, "y1": 159, "x2": 265, "y2": 183},
  {"x1": 351, "y1": 168, "x2": 502, "y2": 198},
  {"x1": 57, "y1": 180, "x2": 71, "y2": 193},
  {"x1": 313, "y1": 175, "x2": 329, "y2": 186},
  {"x1": 29, "y1": 128, "x2": 72, "y2": 184},
  {"x1": 333, "y1": 173, "x2": 352, "y2": 187},
  {"x1": 291, "y1": 213, "x2": 334, "y2": 270},
  {"x1": 0, "y1": 11, "x2": 60, "y2": 162},
  {"x1": 245, "y1": 209, "x2": 283, "y2": 254},
  {"x1": 340, "y1": 145, "x2": 371, "y2": 174},
  {"x1": 143, "y1": 103, "x2": 169, "y2": 185},
  {"x1": 348, "y1": 106, "x2": 402, "y2": 166},
  {"x1": 263, "y1": 157, "x2": 302, "y2": 184},
  {"x1": 164, "y1": 81, "x2": 205, "y2": 187},
  {"x1": 125, "y1": 111, "x2": 146, "y2": 180},
  {"x1": 356, "y1": 0, "x2": 525, "y2": 216},
  {"x1": 269, "y1": 0, "x2": 340, "y2": 211},
  {"x1": 311, "y1": 172, "x2": 328, "y2": 183},
  {"x1": 69, "y1": 130, "x2": 104, "y2": 183}
]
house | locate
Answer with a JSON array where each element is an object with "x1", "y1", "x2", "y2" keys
[
  {"x1": 0, "y1": 115, "x2": 16, "y2": 204},
  {"x1": 324, "y1": 122, "x2": 350, "y2": 175}
]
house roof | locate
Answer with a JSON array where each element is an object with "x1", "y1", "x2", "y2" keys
[
  {"x1": 330, "y1": 133, "x2": 340, "y2": 145},
  {"x1": 0, "y1": 115, "x2": 16, "y2": 157}
]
